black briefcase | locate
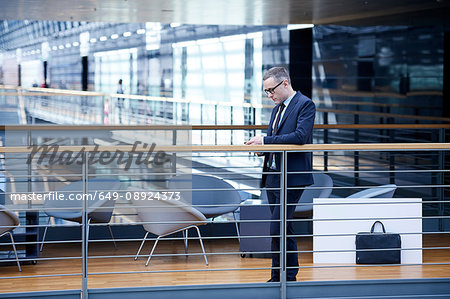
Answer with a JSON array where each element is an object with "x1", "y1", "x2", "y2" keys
[{"x1": 355, "y1": 221, "x2": 401, "y2": 264}]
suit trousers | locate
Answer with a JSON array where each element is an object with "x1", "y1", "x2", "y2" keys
[{"x1": 265, "y1": 172, "x2": 304, "y2": 280}]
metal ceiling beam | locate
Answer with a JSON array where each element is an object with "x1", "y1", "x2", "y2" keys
[{"x1": 0, "y1": 0, "x2": 449, "y2": 26}]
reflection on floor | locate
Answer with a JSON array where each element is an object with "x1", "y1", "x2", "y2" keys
[{"x1": 0, "y1": 235, "x2": 449, "y2": 293}]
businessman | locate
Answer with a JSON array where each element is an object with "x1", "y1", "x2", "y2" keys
[{"x1": 246, "y1": 67, "x2": 316, "y2": 282}]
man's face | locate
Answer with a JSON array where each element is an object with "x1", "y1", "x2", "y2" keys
[{"x1": 263, "y1": 77, "x2": 288, "y2": 105}]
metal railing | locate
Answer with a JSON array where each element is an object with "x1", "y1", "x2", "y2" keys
[
  {"x1": 1, "y1": 141, "x2": 450, "y2": 298},
  {"x1": 3, "y1": 85, "x2": 450, "y2": 129}
]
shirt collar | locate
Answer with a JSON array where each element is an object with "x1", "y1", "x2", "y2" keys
[{"x1": 280, "y1": 91, "x2": 295, "y2": 109}]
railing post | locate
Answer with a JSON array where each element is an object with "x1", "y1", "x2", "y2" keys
[
  {"x1": 230, "y1": 106, "x2": 234, "y2": 145},
  {"x1": 438, "y1": 128, "x2": 445, "y2": 231},
  {"x1": 82, "y1": 152, "x2": 88, "y2": 299},
  {"x1": 26, "y1": 129, "x2": 38, "y2": 260},
  {"x1": 187, "y1": 102, "x2": 190, "y2": 124},
  {"x1": 27, "y1": 130, "x2": 32, "y2": 208},
  {"x1": 323, "y1": 111, "x2": 328, "y2": 126},
  {"x1": 163, "y1": 99, "x2": 167, "y2": 122},
  {"x1": 324, "y1": 116, "x2": 328, "y2": 172},
  {"x1": 172, "y1": 129, "x2": 177, "y2": 175},
  {"x1": 354, "y1": 113, "x2": 359, "y2": 126},
  {"x1": 389, "y1": 125, "x2": 396, "y2": 184},
  {"x1": 354, "y1": 117, "x2": 360, "y2": 186},
  {"x1": 252, "y1": 107, "x2": 257, "y2": 138},
  {"x1": 215, "y1": 105, "x2": 218, "y2": 145},
  {"x1": 379, "y1": 106, "x2": 384, "y2": 144},
  {"x1": 174, "y1": 101, "x2": 177, "y2": 125},
  {"x1": 200, "y1": 104, "x2": 203, "y2": 144},
  {"x1": 102, "y1": 96, "x2": 106, "y2": 125},
  {"x1": 280, "y1": 150, "x2": 287, "y2": 299}
]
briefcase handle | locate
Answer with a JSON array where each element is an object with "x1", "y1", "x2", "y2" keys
[{"x1": 370, "y1": 221, "x2": 386, "y2": 233}]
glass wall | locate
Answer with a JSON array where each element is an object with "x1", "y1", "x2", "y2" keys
[
  {"x1": 0, "y1": 20, "x2": 288, "y2": 126},
  {"x1": 20, "y1": 60, "x2": 43, "y2": 88},
  {"x1": 94, "y1": 48, "x2": 138, "y2": 94},
  {"x1": 173, "y1": 35, "x2": 261, "y2": 114},
  {"x1": 312, "y1": 25, "x2": 444, "y2": 125},
  {"x1": 172, "y1": 33, "x2": 263, "y2": 143}
]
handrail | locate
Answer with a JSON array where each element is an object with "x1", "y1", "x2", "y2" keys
[
  {"x1": 2, "y1": 85, "x2": 446, "y2": 120},
  {"x1": 2, "y1": 143, "x2": 450, "y2": 153},
  {"x1": 2, "y1": 123, "x2": 450, "y2": 131},
  {"x1": 1, "y1": 86, "x2": 270, "y2": 109},
  {"x1": 0, "y1": 85, "x2": 19, "y2": 90},
  {"x1": 3, "y1": 84, "x2": 443, "y2": 100}
]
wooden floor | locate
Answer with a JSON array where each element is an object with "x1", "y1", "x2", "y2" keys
[{"x1": 1, "y1": 235, "x2": 450, "y2": 293}]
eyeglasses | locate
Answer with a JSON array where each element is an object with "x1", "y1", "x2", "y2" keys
[{"x1": 264, "y1": 81, "x2": 283, "y2": 96}]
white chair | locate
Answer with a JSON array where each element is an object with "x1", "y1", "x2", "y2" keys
[
  {"x1": 294, "y1": 173, "x2": 333, "y2": 218},
  {"x1": 347, "y1": 184, "x2": 397, "y2": 198},
  {"x1": 40, "y1": 178, "x2": 120, "y2": 251},
  {"x1": 133, "y1": 196, "x2": 208, "y2": 267},
  {"x1": 168, "y1": 174, "x2": 242, "y2": 240},
  {"x1": 0, "y1": 204, "x2": 21, "y2": 271}
]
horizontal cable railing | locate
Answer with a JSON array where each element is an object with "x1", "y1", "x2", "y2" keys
[
  {"x1": 1, "y1": 142, "x2": 450, "y2": 298},
  {"x1": 2, "y1": 86, "x2": 450, "y2": 296}
]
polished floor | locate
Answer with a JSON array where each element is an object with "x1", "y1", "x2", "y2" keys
[{"x1": 0, "y1": 235, "x2": 449, "y2": 293}]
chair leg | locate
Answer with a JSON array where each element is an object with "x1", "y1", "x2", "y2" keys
[
  {"x1": 39, "y1": 217, "x2": 51, "y2": 252},
  {"x1": 107, "y1": 224, "x2": 117, "y2": 250},
  {"x1": 233, "y1": 211, "x2": 241, "y2": 243},
  {"x1": 135, "y1": 232, "x2": 149, "y2": 261},
  {"x1": 210, "y1": 216, "x2": 215, "y2": 237},
  {"x1": 194, "y1": 226, "x2": 208, "y2": 266},
  {"x1": 145, "y1": 236, "x2": 161, "y2": 267},
  {"x1": 182, "y1": 230, "x2": 188, "y2": 254},
  {"x1": 7, "y1": 232, "x2": 21, "y2": 272},
  {"x1": 86, "y1": 218, "x2": 91, "y2": 244}
]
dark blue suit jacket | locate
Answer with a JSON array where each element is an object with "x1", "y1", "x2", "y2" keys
[{"x1": 262, "y1": 91, "x2": 316, "y2": 187}]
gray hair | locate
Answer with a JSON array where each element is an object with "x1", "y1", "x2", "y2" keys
[{"x1": 263, "y1": 67, "x2": 291, "y2": 84}]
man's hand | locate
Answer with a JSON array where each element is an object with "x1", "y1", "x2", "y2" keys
[
  {"x1": 245, "y1": 136, "x2": 263, "y2": 156},
  {"x1": 245, "y1": 135, "x2": 263, "y2": 145}
]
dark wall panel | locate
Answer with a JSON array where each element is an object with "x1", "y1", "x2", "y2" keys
[
  {"x1": 289, "y1": 28, "x2": 312, "y2": 99},
  {"x1": 444, "y1": 31, "x2": 450, "y2": 118}
]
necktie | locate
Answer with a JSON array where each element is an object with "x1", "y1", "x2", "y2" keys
[{"x1": 268, "y1": 103, "x2": 285, "y2": 168}]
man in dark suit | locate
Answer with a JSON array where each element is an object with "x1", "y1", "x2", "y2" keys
[{"x1": 246, "y1": 67, "x2": 316, "y2": 282}]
